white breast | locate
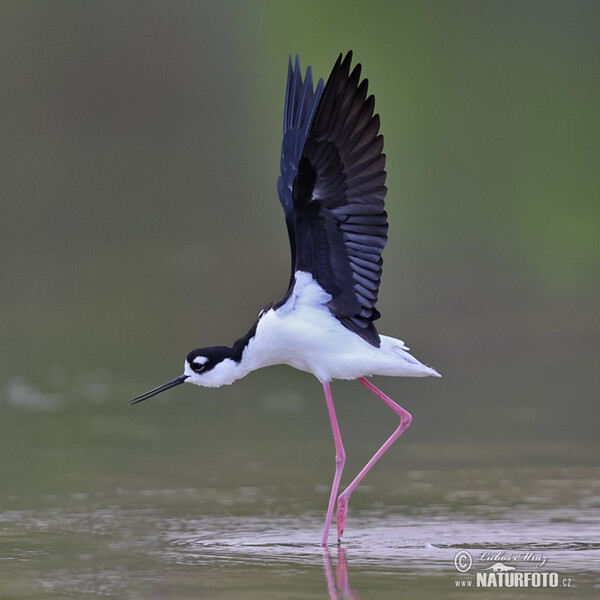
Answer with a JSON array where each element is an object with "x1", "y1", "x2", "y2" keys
[{"x1": 241, "y1": 272, "x2": 439, "y2": 382}]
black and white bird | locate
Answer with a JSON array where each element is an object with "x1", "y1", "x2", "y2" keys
[{"x1": 130, "y1": 52, "x2": 440, "y2": 546}]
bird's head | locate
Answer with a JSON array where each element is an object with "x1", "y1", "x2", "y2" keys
[
  {"x1": 184, "y1": 346, "x2": 235, "y2": 386},
  {"x1": 129, "y1": 346, "x2": 238, "y2": 405}
]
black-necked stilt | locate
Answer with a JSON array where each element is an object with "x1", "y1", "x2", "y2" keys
[{"x1": 131, "y1": 52, "x2": 440, "y2": 546}]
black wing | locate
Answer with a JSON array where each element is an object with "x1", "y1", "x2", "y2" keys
[
  {"x1": 277, "y1": 56, "x2": 324, "y2": 288},
  {"x1": 291, "y1": 51, "x2": 388, "y2": 347}
]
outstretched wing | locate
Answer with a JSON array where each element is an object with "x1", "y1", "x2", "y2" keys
[
  {"x1": 277, "y1": 56, "x2": 324, "y2": 287},
  {"x1": 292, "y1": 52, "x2": 388, "y2": 347}
]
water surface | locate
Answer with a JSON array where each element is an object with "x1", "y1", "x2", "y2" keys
[{"x1": 2, "y1": 459, "x2": 598, "y2": 599}]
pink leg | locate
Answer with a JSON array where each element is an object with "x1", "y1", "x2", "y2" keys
[
  {"x1": 336, "y1": 377, "x2": 412, "y2": 541},
  {"x1": 322, "y1": 381, "x2": 346, "y2": 547}
]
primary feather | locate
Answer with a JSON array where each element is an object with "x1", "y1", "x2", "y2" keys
[
  {"x1": 277, "y1": 56, "x2": 325, "y2": 287},
  {"x1": 281, "y1": 52, "x2": 388, "y2": 347}
]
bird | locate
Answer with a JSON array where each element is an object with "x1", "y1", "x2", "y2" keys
[{"x1": 130, "y1": 51, "x2": 440, "y2": 546}]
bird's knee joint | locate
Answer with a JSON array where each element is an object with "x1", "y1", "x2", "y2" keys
[
  {"x1": 335, "y1": 451, "x2": 346, "y2": 467},
  {"x1": 401, "y1": 411, "x2": 412, "y2": 428},
  {"x1": 337, "y1": 491, "x2": 349, "y2": 506}
]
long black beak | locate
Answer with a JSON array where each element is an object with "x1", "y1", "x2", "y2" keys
[{"x1": 129, "y1": 374, "x2": 188, "y2": 405}]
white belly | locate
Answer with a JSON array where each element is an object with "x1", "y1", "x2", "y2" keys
[{"x1": 243, "y1": 272, "x2": 440, "y2": 382}]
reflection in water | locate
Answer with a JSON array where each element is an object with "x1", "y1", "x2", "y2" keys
[
  {"x1": 1, "y1": 469, "x2": 599, "y2": 598},
  {"x1": 323, "y1": 547, "x2": 359, "y2": 600}
]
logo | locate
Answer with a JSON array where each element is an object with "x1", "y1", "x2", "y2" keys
[
  {"x1": 454, "y1": 550, "x2": 472, "y2": 573},
  {"x1": 453, "y1": 550, "x2": 574, "y2": 589}
]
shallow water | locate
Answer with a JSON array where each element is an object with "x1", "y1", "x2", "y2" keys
[{"x1": 2, "y1": 463, "x2": 598, "y2": 599}]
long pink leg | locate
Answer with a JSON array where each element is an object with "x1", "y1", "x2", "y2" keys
[
  {"x1": 322, "y1": 381, "x2": 346, "y2": 547},
  {"x1": 335, "y1": 377, "x2": 412, "y2": 541}
]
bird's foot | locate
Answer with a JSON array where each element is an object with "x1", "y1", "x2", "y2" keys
[{"x1": 336, "y1": 494, "x2": 348, "y2": 542}]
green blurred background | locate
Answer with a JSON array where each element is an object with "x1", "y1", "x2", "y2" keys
[{"x1": 1, "y1": 0, "x2": 599, "y2": 496}]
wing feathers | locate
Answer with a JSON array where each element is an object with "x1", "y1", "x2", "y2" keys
[{"x1": 280, "y1": 52, "x2": 388, "y2": 346}]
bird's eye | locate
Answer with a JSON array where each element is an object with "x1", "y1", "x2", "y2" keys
[{"x1": 191, "y1": 357, "x2": 208, "y2": 373}]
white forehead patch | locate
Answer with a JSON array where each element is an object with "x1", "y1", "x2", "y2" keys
[{"x1": 192, "y1": 356, "x2": 208, "y2": 366}]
